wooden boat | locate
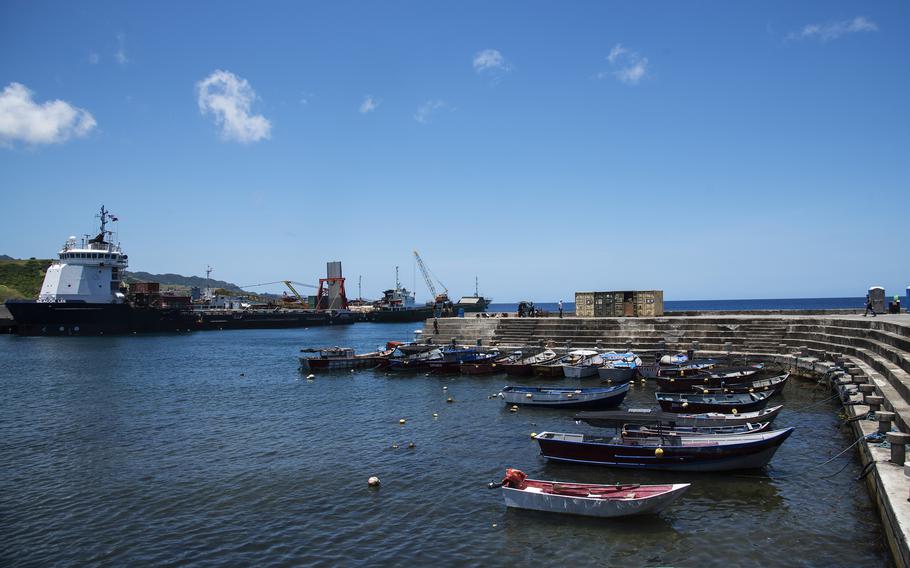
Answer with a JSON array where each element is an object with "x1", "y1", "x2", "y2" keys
[
  {"x1": 598, "y1": 353, "x2": 642, "y2": 383},
  {"x1": 574, "y1": 404, "x2": 784, "y2": 428},
  {"x1": 492, "y1": 468, "x2": 689, "y2": 518},
  {"x1": 690, "y1": 373, "x2": 790, "y2": 396},
  {"x1": 460, "y1": 352, "x2": 508, "y2": 375},
  {"x1": 655, "y1": 367, "x2": 765, "y2": 392},
  {"x1": 638, "y1": 355, "x2": 718, "y2": 379},
  {"x1": 562, "y1": 350, "x2": 604, "y2": 379},
  {"x1": 499, "y1": 383, "x2": 629, "y2": 409},
  {"x1": 534, "y1": 428, "x2": 794, "y2": 471},
  {"x1": 621, "y1": 421, "x2": 772, "y2": 438},
  {"x1": 500, "y1": 349, "x2": 558, "y2": 376},
  {"x1": 386, "y1": 348, "x2": 444, "y2": 372},
  {"x1": 655, "y1": 390, "x2": 773, "y2": 413},
  {"x1": 426, "y1": 348, "x2": 485, "y2": 374},
  {"x1": 299, "y1": 347, "x2": 394, "y2": 371},
  {"x1": 532, "y1": 355, "x2": 573, "y2": 378}
]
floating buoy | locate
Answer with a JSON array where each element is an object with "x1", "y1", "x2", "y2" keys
[
  {"x1": 391, "y1": 443, "x2": 399, "y2": 449},
  {"x1": 408, "y1": 442, "x2": 415, "y2": 449},
  {"x1": 240, "y1": 373, "x2": 245, "y2": 377},
  {"x1": 640, "y1": 378, "x2": 646, "y2": 383},
  {"x1": 492, "y1": 523, "x2": 498, "y2": 528},
  {"x1": 399, "y1": 419, "x2": 406, "y2": 425},
  {"x1": 368, "y1": 476, "x2": 381, "y2": 487},
  {"x1": 447, "y1": 397, "x2": 454, "y2": 403},
  {"x1": 443, "y1": 386, "x2": 448, "y2": 390},
  {"x1": 702, "y1": 389, "x2": 709, "y2": 394},
  {"x1": 510, "y1": 405, "x2": 519, "y2": 413},
  {"x1": 703, "y1": 377, "x2": 709, "y2": 382},
  {"x1": 606, "y1": 379, "x2": 612, "y2": 384},
  {"x1": 432, "y1": 413, "x2": 439, "y2": 418},
  {"x1": 306, "y1": 374, "x2": 315, "y2": 380},
  {"x1": 682, "y1": 402, "x2": 689, "y2": 408},
  {"x1": 350, "y1": 369, "x2": 355, "y2": 373},
  {"x1": 530, "y1": 432, "x2": 537, "y2": 438},
  {"x1": 655, "y1": 447, "x2": 664, "y2": 457},
  {"x1": 525, "y1": 393, "x2": 533, "y2": 398}
]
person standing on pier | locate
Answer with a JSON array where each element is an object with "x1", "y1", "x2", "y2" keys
[
  {"x1": 558, "y1": 299, "x2": 564, "y2": 318},
  {"x1": 433, "y1": 317, "x2": 439, "y2": 334},
  {"x1": 864, "y1": 295, "x2": 877, "y2": 317}
]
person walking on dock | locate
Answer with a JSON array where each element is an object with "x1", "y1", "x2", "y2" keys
[
  {"x1": 558, "y1": 299, "x2": 564, "y2": 318},
  {"x1": 433, "y1": 317, "x2": 440, "y2": 334},
  {"x1": 864, "y1": 295, "x2": 876, "y2": 317}
]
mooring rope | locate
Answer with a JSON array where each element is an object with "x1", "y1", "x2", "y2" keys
[{"x1": 735, "y1": 432, "x2": 874, "y2": 480}]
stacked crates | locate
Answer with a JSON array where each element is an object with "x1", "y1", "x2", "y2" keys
[{"x1": 574, "y1": 290, "x2": 664, "y2": 317}]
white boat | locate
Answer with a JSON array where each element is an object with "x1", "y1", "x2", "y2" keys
[
  {"x1": 494, "y1": 468, "x2": 689, "y2": 518},
  {"x1": 598, "y1": 352, "x2": 642, "y2": 382},
  {"x1": 562, "y1": 349, "x2": 601, "y2": 378}
]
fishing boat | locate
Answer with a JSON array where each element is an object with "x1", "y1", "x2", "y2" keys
[
  {"x1": 655, "y1": 367, "x2": 765, "y2": 392},
  {"x1": 427, "y1": 348, "x2": 485, "y2": 374},
  {"x1": 534, "y1": 428, "x2": 794, "y2": 471},
  {"x1": 491, "y1": 468, "x2": 689, "y2": 518},
  {"x1": 690, "y1": 373, "x2": 790, "y2": 396},
  {"x1": 655, "y1": 390, "x2": 773, "y2": 413},
  {"x1": 501, "y1": 349, "x2": 558, "y2": 376},
  {"x1": 534, "y1": 350, "x2": 596, "y2": 378},
  {"x1": 299, "y1": 346, "x2": 394, "y2": 371},
  {"x1": 638, "y1": 354, "x2": 718, "y2": 379},
  {"x1": 459, "y1": 351, "x2": 507, "y2": 375},
  {"x1": 499, "y1": 383, "x2": 629, "y2": 409},
  {"x1": 598, "y1": 352, "x2": 642, "y2": 383},
  {"x1": 620, "y1": 421, "x2": 772, "y2": 438},
  {"x1": 563, "y1": 350, "x2": 606, "y2": 379},
  {"x1": 386, "y1": 348, "x2": 444, "y2": 372},
  {"x1": 574, "y1": 405, "x2": 784, "y2": 428}
]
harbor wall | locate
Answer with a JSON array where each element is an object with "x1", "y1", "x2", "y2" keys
[{"x1": 424, "y1": 313, "x2": 910, "y2": 567}]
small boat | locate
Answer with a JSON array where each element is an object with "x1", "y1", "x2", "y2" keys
[
  {"x1": 638, "y1": 354, "x2": 718, "y2": 379},
  {"x1": 428, "y1": 348, "x2": 485, "y2": 374},
  {"x1": 574, "y1": 405, "x2": 784, "y2": 428},
  {"x1": 500, "y1": 349, "x2": 558, "y2": 376},
  {"x1": 492, "y1": 468, "x2": 690, "y2": 518},
  {"x1": 655, "y1": 390, "x2": 773, "y2": 413},
  {"x1": 459, "y1": 352, "x2": 507, "y2": 375},
  {"x1": 534, "y1": 428, "x2": 794, "y2": 471},
  {"x1": 655, "y1": 367, "x2": 765, "y2": 392},
  {"x1": 690, "y1": 373, "x2": 790, "y2": 396},
  {"x1": 386, "y1": 348, "x2": 445, "y2": 372},
  {"x1": 620, "y1": 421, "x2": 772, "y2": 438},
  {"x1": 299, "y1": 346, "x2": 394, "y2": 371},
  {"x1": 499, "y1": 383, "x2": 629, "y2": 409},
  {"x1": 532, "y1": 355, "x2": 573, "y2": 378},
  {"x1": 562, "y1": 350, "x2": 604, "y2": 379},
  {"x1": 598, "y1": 352, "x2": 642, "y2": 383}
]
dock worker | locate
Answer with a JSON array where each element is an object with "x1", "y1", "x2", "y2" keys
[
  {"x1": 558, "y1": 299, "x2": 564, "y2": 318},
  {"x1": 864, "y1": 295, "x2": 876, "y2": 317},
  {"x1": 433, "y1": 317, "x2": 439, "y2": 334}
]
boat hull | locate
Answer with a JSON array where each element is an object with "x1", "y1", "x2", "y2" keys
[
  {"x1": 533, "y1": 364, "x2": 567, "y2": 378},
  {"x1": 501, "y1": 483, "x2": 689, "y2": 518},
  {"x1": 656, "y1": 393, "x2": 771, "y2": 413},
  {"x1": 195, "y1": 309, "x2": 353, "y2": 330},
  {"x1": 363, "y1": 307, "x2": 435, "y2": 323},
  {"x1": 574, "y1": 405, "x2": 784, "y2": 428},
  {"x1": 563, "y1": 365, "x2": 599, "y2": 379},
  {"x1": 535, "y1": 429, "x2": 793, "y2": 472},
  {"x1": 500, "y1": 384, "x2": 629, "y2": 409},
  {"x1": 5, "y1": 300, "x2": 196, "y2": 336},
  {"x1": 598, "y1": 366, "x2": 637, "y2": 383}
]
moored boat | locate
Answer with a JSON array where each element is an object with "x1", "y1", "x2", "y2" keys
[
  {"x1": 656, "y1": 390, "x2": 773, "y2": 413},
  {"x1": 574, "y1": 404, "x2": 784, "y2": 428},
  {"x1": 499, "y1": 383, "x2": 629, "y2": 409},
  {"x1": 492, "y1": 468, "x2": 690, "y2": 518},
  {"x1": 620, "y1": 421, "x2": 772, "y2": 438},
  {"x1": 690, "y1": 373, "x2": 790, "y2": 396},
  {"x1": 299, "y1": 346, "x2": 394, "y2": 371},
  {"x1": 500, "y1": 349, "x2": 557, "y2": 376},
  {"x1": 562, "y1": 350, "x2": 604, "y2": 379},
  {"x1": 598, "y1": 352, "x2": 642, "y2": 383},
  {"x1": 534, "y1": 428, "x2": 795, "y2": 471},
  {"x1": 386, "y1": 348, "x2": 444, "y2": 372},
  {"x1": 459, "y1": 351, "x2": 507, "y2": 375}
]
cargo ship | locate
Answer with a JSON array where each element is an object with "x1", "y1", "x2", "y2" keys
[
  {"x1": 454, "y1": 277, "x2": 491, "y2": 313},
  {"x1": 5, "y1": 207, "x2": 354, "y2": 335},
  {"x1": 360, "y1": 272, "x2": 434, "y2": 323}
]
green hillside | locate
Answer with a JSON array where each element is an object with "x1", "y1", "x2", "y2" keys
[{"x1": 0, "y1": 258, "x2": 53, "y2": 301}]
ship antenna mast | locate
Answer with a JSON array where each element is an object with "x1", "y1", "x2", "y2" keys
[
  {"x1": 395, "y1": 266, "x2": 400, "y2": 290},
  {"x1": 475, "y1": 276, "x2": 479, "y2": 297}
]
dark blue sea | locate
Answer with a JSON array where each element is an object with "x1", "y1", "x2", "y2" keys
[{"x1": 0, "y1": 324, "x2": 890, "y2": 566}]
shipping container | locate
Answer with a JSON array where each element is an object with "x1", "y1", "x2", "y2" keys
[{"x1": 574, "y1": 290, "x2": 664, "y2": 317}]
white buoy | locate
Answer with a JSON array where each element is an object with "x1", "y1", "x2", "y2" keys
[
  {"x1": 368, "y1": 476, "x2": 381, "y2": 487},
  {"x1": 306, "y1": 374, "x2": 315, "y2": 379}
]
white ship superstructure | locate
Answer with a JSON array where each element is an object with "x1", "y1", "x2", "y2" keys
[{"x1": 38, "y1": 206, "x2": 127, "y2": 304}]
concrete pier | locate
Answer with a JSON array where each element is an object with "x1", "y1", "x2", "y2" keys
[{"x1": 424, "y1": 312, "x2": 910, "y2": 567}]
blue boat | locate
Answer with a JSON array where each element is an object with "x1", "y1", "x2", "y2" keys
[{"x1": 498, "y1": 383, "x2": 630, "y2": 409}]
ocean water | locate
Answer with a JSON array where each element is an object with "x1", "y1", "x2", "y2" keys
[{"x1": 0, "y1": 325, "x2": 891, "y2": 566}]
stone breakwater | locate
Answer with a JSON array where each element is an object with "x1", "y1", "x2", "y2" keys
[{"x1": 424, "y1": 313, "x2": 910, "y2": 567}]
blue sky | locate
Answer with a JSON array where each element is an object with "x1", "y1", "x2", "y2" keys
[{"x1": 1, "y1": 1, "x2": 907, "y2": 302}]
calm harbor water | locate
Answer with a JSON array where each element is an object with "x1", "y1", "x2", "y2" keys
[{"x1": 0, "y1": 323, "x2": 891, "y2": 566}]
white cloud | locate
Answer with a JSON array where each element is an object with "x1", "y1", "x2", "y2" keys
[
  {"x1": 115, "y1": 32, "x2": 129, "y2": 65},
  {"x1": 414, "y1": 99, "x2": 451, "y2": 124},
  {"x1": 789, "y1": 16, "x2": 878, "y2": 42},
  {"x1": 0, "y1": 82, "x2": 97, "y2": 146},
  {"x1": 88, "y1": 51, "x2": 100, "y2": 65},
  {"x1": 473, "y1": 49, "x2": 510, "y2": 74},
  {"x1": 600, "y1": 43, "x2": 648, "y2": 86},
  {"x1": 196, "y1": 70, "x2": 271, "y2": 143},
  {"x1": 359, "y1": 95, "x2": 379, "y2": 114}
]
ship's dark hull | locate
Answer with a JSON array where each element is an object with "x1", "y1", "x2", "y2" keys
[
  {"x1": 5, "y1": 301, "x2": 196, "y2": 336},
  {"x1": 194, "y1": 310, "x2": 355, "y2": 330}
]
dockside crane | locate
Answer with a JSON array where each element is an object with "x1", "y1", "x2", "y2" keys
[
  {"x1": 239, "y1": 280, "x2": 319, "y2": 307},
  {"x1": 413, "y1": 250, "x2": 450, "y2": 305}
]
